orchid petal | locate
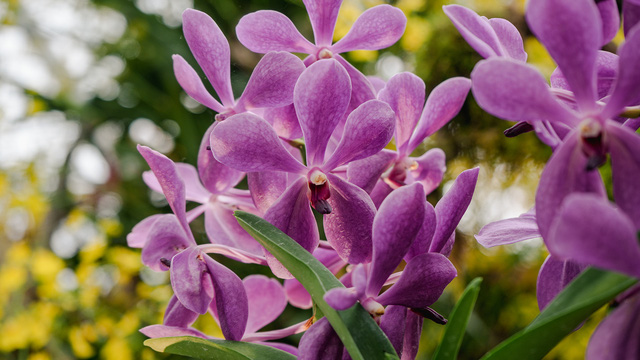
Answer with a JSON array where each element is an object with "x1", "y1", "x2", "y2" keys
[
  {"x1": 236, "y1": 11, "x2": 316, "y2": 54},
  {"x1": 331, "y1": 5, "x2": 406, "y2": 53},
  {"x1": 264, "y1": 104, "x2": 302, "y2": 140},
  {"x1": 624, "y1": 1, "x2": 640, "y2": 35},
  {"x1": 378, "y1": 73, "x2": 425, "y2": 154},
  {"x1": 264, "y1": 178, "x2": 319, "y2": 278},
  {"x1": 549, "y1": 193, "x2": 640, "y2": 278},
  {"x1": 587, "y1": 292, "x2": 640, "y2": 360},
  {"x1": 443, "y1": 5, "x2": 508, "y2": 59},
  {"x1": 182, "y1": 9, "x2": 234, "y2": 107},
  {"x1": 138, "y1": 145, "x2": 193, "y2": 238},
  {"x1": 597, "y1": 0, "x2": 621, "y2": 46},
  {"x1": 203, "y1": 255, "x2": 248, "y2": 341},
  {"x1": 244, "y1": 275, "x2": 287, "y2": 334},
  {"x1": 370, "y1": 179, "x2": 394, "y2": 208},
  {"x1": 409, "y1": 77, "x2": 471, "y2": 152},
  {"x1": 172, "y1": 55, "x2": 224, "y2": 112},
  {"x1": 367, "y1": 183, "x2": 426, "y2": 297},
  {"x1": 303, "y1": 0, "x2": 342, "y2": 47},
  {"x1": 471, "y1": 58, "x2": 578, "y2": 127},
  {"x1": 236, "y1": 52, "x2": 306, "y2": 111},
  {"x1": 405, "y1": 201, "x2": 437, "y2": 261},
  {"x1": 368, "y1": 76, "x2": 386, "y2": 94},
  {"x1": 127, "y1": 214, "x2": 162, "y2": 248},
  {"x1": 210, "y1": 113, "x2": 306, "y2": 174},
  {"x1": 535, "y1": 132, "x2": 606, "y2": 239},
  {"x1": 204, "y1": 204, "x2": 263, "y2": 254},
  {"x1": 536, "y1": 256, "x2": 585, "y2": 311},
  {"x1": 429, "y1": 167, "x2": 479, "y2": 253},
  {"x1": 551, "y1": 51, "x2": 619, "y2": 102},
  {"x1": 141, "y1": 325, "x2": 209, "y2": 339},
  {"x1": 335, "y1": 55, "x2": 377, "y2": 114},
  {"x1": 170, "y1": 247, "x2": 214, "y2": 314},
  {"x1": 380, "y1": 305, "x2": 407, "y2": 357},
  {"x1": 141, "y1": 215, "x2": 192, "y2": 271},
  {"x1": 324, "y1": 287, "x2": 359, "y2": 310},
  {"x1": 247, "y1": 171, "x2": 289, "y2": 214},
  {"x1": 526, "y1": 0, "x2": 600, "y2": 111},
  {"x1": 284, "y1": 278, "x2": 313, "y2": 309},
  {"x1": 607, "y1": 122, "x2": 640, "y2": 229},
  {"x1": 143, "y1": 163, "x2": 210, "y2": 203},
  {"x1": 602, "y1": 25, "x2": 640, "y2": 119},
  {"x1": 488, "y1": 18, "x2": 527, "y2": 62},
  {"x1": 324, "y1": 174, "x2": 376, "y2": 264},
  {"x1": 409, "y1": 148, "x2": 447, "y2": 195},
  {"x1": 347, "y1": 150, "x2": 396, "y2": 194},
  {"x1": 298, "y1": 318, "x2": 343, "y2": 360},
  {"x1": 294, "y1": 59, "x2": 351, "y2": 166},
  {"x1": 476, "y1": 209, "x2": 540, "y2": 248},
  {"x1": 376, "y1": 253, "x2": 456, "y2": 309},
  {"x1": 402, "y1": 310, "x2": 423, "y2": 360},
  {"x1": 198, "y1": 123, "x2": 244, "y2": 194},
  {"x1": 164, "y1": 295, "x2": 199, "y2": 327},
  {"x1": 323, "y1": 100, "x2": 395, "y2": 170}
]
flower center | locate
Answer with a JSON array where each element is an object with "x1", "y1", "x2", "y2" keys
[
  {"x1": 318, "y1": 48, "x2": 333, "y2": 59},
  {"x1": 578, "y1": 119, "x2": 606, "y2": 171},
  {"x1": 307, "y1": 169, "x2": 332, "y2": 214}
]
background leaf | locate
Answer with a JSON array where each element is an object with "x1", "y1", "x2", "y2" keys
[
  {"x1": 144, "y1": 336, "x2": 296, "y2": 360},
  {"x1": 235, "y1": 211, "x2": 399, "y2": 360},
  {"x1": 480, "y1": 268, "x2": 637, "y2": 360},
  {"x1": 433, "y1": 277, "x2": 483, "y2": 360}
]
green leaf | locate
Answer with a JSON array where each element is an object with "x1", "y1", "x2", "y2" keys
[
  {"x1": 433, "y1": 277, "x2": 483, "y2": 360},
  {"x1": 235, "y1": 211, "x2": 399, "y2": 360},
  {"x1": 144, "y1": 336, "x2": 296, "y2": 360},
  {"x1": 481, "y1": 267, "x2": 638, "y2": 360}
]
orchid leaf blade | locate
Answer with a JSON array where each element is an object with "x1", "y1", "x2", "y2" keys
[
  {"x1": 481, "y1": 268, "x2": 637, "y2": 360},
  {"x1": 433, "y1": 277, "x2": 482, "y2": 360},
  {"x1": 144, "y1": 336, "x2": 296, "y2": 360},
  {"x1": 235, "y1": 211, "x2": 399, "y2": 360}
]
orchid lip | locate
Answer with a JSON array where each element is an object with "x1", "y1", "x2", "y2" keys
[{"x1": 308, "y1": 169, "x2": 332, "y2": 214}]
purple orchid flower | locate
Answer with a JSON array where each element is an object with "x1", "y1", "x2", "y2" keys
[
  {"x1": 210, "y1": 59, "x2": 396, "y2": 273},
  {"x1": 587, "y1": 287, "x2": 640, "y2": 359},
  {"x1": 128, "y1": 145, "x2": 253, "y2": 341},
  {"x1": 470, "y1": 0, "x2": 640, "y2": 241},
  {"x1": 141, "y1": 275, "x2": 307, "y2": 355},
  {"x1": 141, "y1": 124, "x2": 265, "y2": 258},
  {"x1": 322, "y1": 183, "x2": 457, "y2": 317},
  {"x1": 347, "y1": 72, "x2": 470, "y2": 206},
  {"x1": 443, "y1": 5, "x2": 527, "y2": 62},
  {"x1": 235, "y1": 0, "x2": 406, "y2": 121},
  {"x1": 174, "y1": 9, "x2": 306, "y2": 124}
]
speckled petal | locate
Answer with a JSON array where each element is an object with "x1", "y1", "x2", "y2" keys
[
  {"x1": 236, "y1": 10, "x2": 316, "y2": 54},
  {"x1": 331, "y1": 5, "x2": 406, "y2": 53},
  {"x1": 182, "y1": 9, "x2": 234, "y2": 107}
]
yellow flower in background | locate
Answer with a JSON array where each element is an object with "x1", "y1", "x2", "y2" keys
[
  {"x1": 0, "y1": 263, "x2": 28, "y2": 294},
  {"x1": 69, "y1": 326, "x2": 95, "y2": 358},
  {"x1": 402, "y1": 16, "x2": 431, "y2": 52},
  {"x1": 101, "y1": 336, "x2": 133, "y2": 360},
  {"x1": 32, "y1": 248, "x2": 65, "y2": 283}
]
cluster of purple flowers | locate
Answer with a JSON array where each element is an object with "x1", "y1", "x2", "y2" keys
[
  {"x1": 448, "y1": 0, "x2": 640, "y2": 357},
  {"x1": 127, "y1": 0, "x2": 640, "y2": 357},
  {"x1": 127, "y1": 1, "x2": 478, "y2": 358}
]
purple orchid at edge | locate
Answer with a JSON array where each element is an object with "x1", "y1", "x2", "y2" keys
[
  {"x1": 173, "y1": 9, "x2": 306, "y2": 123},
  {"x1": 210, "y1": 59, "x2": 396, "y2": 275},
  {"x1": 470, "y1": 0, "x2": 640, "y2": 244}
]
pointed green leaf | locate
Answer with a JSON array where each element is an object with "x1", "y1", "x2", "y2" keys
[
  {"x1": 433, "y1": 277, "x2": 482, "y2": 360},
  {"x1": 144, "y1": 336, "x2": 296, "y2": 360},
  {"x1": 235, "y1": 211, "x2": 399, "y2": 360},
  {"x1": 481, "y1": 268, "x2": 637, "y2": 360}
]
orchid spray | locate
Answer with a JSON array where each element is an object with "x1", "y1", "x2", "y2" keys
[{"x1": 128, "y1": 0, "x2": 640, "y2": 359}]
